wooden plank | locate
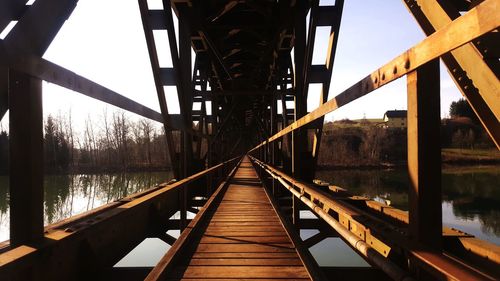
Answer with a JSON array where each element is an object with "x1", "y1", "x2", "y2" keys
[
  {"x1": 210, "y1": 216, "x2": 279, "y2": 220},
  {"x1": 139, "y1": 158, "x2": 240, "y2": 281},
  {"x1": 173, "y1": 266, "x2": 310, "y2": 279},
  {"x1": 166, "y1": 278, "x2": 311, "y2": 281},
  {"x1": 208, "y1": 222, "x2": 282, "y2": 226},
  {"x1": 205, "y1": 226, "x2": 286, "y2": 232},
  {"x1": 212, "y1": 214, "x2": 277, "y2": 217},
  {"x1": 148, "y1": 157, "x2": 312, "y2": 280},
  {"x1": 203, "y1": 231, "x2": 288, "y2": 237},
  {"x1": 188, "y1": 258, "x2": 304, "y2": 266},
  {"x1": 191, "y1": 252, "x2": 300, "y2": 259},
  {"x1": 199, "y1": 236, "x2": 291, "y2": 244},
  {"x1": 195, "y1": 244, "x2": 295, "y2": 253}
]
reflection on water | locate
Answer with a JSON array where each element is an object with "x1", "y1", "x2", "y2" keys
[
  {"x1": 316, "y1": 166, "x2": 500, "y2": 245},
  {"x1": 0, "y1": 172, "x2": 173, "y2": 242},
  {"x1": 0, "y1": 166, "x2": 498, "y2": 267}
]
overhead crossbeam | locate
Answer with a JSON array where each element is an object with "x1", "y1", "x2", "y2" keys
[{"x1": 250, "y1": 0, "x2": 499, "y2": 152}]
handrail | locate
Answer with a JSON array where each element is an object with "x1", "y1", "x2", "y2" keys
[
  {"x1": 145, "y1": 157, "x2": 243, "y2": 280},
  {"x1": 249, "y1": 0, "x2": 500, "y2": 153},
  {"x1": 0, "y1": 156, "x2": 240, "y2": 252},
  {"x1": 47, "y1": 155, "x2": 241, "y2": 232},
  {"x1": 250, "y1": 156, "x2": 498, "y2": 281}
]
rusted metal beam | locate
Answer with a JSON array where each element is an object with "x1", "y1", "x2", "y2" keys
[
  {"x1": 204, "y1": 101, "x2": 239, "y2": 159},
  {"x1": 250, "y1": 0, "x2": 499, "y2": 152},
  {"x1": 145, "y1": 159, "x2": 241, "y2": 281},
  {"x1": 5, "y1": 53, "x2": 182, "y2": 127},
  {"x1": 310, "y1": 2, "x2": 344, "y2": 178},
  {"x1": 345, "y1": 189, "x2": 500, "y2": 276},
  {"x1": 0, "y1": 67, "x2": 7, "y2": 120},
  {"x1": 8, "y1": 70, "x2": 44, "y2": 246},
  {"x1": 251, "y1": 157, "x2": 415, "y2": 281},
  {"x1": 0, "y1": 157, "x2": 239, "y2": 280},
  {"x1": 199, "y1": 31, "x2": 233, "y2": 80},
  {"x1": 403, "y1": 0, "x2": 500, "y2": 148},
  {"x1": 291, "y1": 1, "x2": 310, "y2": 181},
  {"x1": 251, "y1": 157, "x2": 497, "y2": 281},
  {"x1": 178, "y1": 5, "x2": 195, "y2": 181},
  {"x1": 0, "y1": 0, "x2": 27, "y2": 32},
  {"x1": 138, "y1": 0, "x2": 180, "y2": 178},
  {"x1": 1, "y1": 47, "x2": 208, "y2": 139},
  {"x1": 407, "y1": 59, "x2": 442, "y2": 249},
  {"x1": 258, "y1": 168, "x2": 329, "y2": 281},
  {"x1": 3, "y1": 0, "x2": 78, "y2": 56}
]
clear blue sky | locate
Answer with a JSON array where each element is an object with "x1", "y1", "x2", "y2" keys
[{"x1": 0, "y1": 0, "x2": 462, "y2": 132}]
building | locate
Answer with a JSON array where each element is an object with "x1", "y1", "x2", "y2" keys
[{"x1": 383, "y1": 110, "x2": 407, "y2": 128}]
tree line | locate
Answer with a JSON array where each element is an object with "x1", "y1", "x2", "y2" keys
[
  {"x1": 0, "y1": 98, "x2": 496, "y2": 174},
  {"x1": 0, "y1": 111, "x2": 171, "y2": 174}
]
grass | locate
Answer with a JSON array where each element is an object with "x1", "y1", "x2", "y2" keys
[{"x1": 442, "y1": 148, "x2": 500, "y2": 162}]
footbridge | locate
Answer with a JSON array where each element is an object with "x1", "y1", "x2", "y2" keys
[{"x1": 0, "y1": 0, "x2": 499, "y2": 280}]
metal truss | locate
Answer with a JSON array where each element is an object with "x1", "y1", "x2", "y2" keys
[{"x1": 0, "y1": 0, "x2": 498, "y2": 280}]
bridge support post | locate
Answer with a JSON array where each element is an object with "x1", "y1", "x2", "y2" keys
[
  {"x1": 9, "y1": 70, "x2": 44, "y2": 245},
  {"x1": 0, "y1": 67, "x2": 7, "y2": 119},
  {"x1": 178, "y1": 7, "x2": 193, "y2": 232},
  {"x1": 407, "y1": 59, "x2": 441, "y2": 250},
  {"x1": 290, "y1": 1, "x2": 309, "y2": 228}
]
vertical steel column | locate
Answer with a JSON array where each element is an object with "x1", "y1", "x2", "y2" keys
[
  {"x1": 407, "y1": 59, "x2": 442, "y2": 249},
  {"x1": 9, "y1": 69, "x2": 44, "y2": 245},
  {"x1": 0, "y1": 67, "x2": 8, "y2": 119},
  {"x1": 138, "y1": 0, "x2": 180, "y2": 179},
  {"x1": 178, "y1": 8, "x2": 192, "y2": 232},
  {"x1": 292, "y1": 2, "x2": 308, "y2": 226}
]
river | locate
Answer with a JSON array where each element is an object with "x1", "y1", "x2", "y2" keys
[{"x1": 0, "y1": 165, "x2": 498, "y2": 267}]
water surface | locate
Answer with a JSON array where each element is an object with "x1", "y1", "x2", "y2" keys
[
  {"x1": 0, "y1": 166, "x2": 498, "y2": 268},
  {"x1": 315, "y1": 166, "x2": 500, "y2": 245},
  {"x1": 0, "y1": 172, "x2": 173, "y2": 242}
]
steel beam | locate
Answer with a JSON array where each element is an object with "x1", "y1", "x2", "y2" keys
[
  {"x1": 291, "y1": 1, "x2": 309, "y2": 181},
  {"x1": 1, "y1": 44, "x2": 194, "y2": 133},
  {"x1": 145, "y1": 159, "x2": 241, "y2": 280},
  {"x1": 0, "y1": 158, "x2": 239, "y2": 280},
  {"x1": 251, "y1": 157, "x2": 496, "y2": 281},
  {"x1": 138, "y1": 0, "x2": 180, "y2": 178},
  {"x1": 250, "y1": 0, "x2": 499, "y2": 152},
  {"x1": 3, "y1": 0, "x2": 78, "y2": 57},
  {"x1": 0, "y1": 67, "x2": 7, "y2": 120},
  {"x1": 0, "y1": 0, "x2": 27, "y2": 33},
  {"x1": 403, "y1": 0, "x2": 500, "y2": 148},
  {"x1": 407, "y1": 59, "x2": 442, "y2": 249},
  {"x1": 309, "y1": 2, "x2": 344, "y2": 178},
  {"x1": 8, "y1": 70, "x2": 44, "y2": 246}
]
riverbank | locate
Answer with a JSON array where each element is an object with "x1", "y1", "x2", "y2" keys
[
  {"x1": 318, "y1": 148, "x2": 500, "y2": 170},
  {"x1": 441, "y1": 148, "x2": 500, "y2": 165}
]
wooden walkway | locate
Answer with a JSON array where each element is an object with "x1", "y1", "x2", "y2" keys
[{"x1": 151, "y1": 156, "x2": 312, "y2": 280}]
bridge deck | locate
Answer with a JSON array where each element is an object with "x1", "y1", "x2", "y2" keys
[{"x1": 159, "y1": 157, "x2": 311, "y2": 280}]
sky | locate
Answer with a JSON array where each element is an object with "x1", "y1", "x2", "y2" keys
[{"x1": 0, "y1": 0, "x2": 463, "y2": 133}]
